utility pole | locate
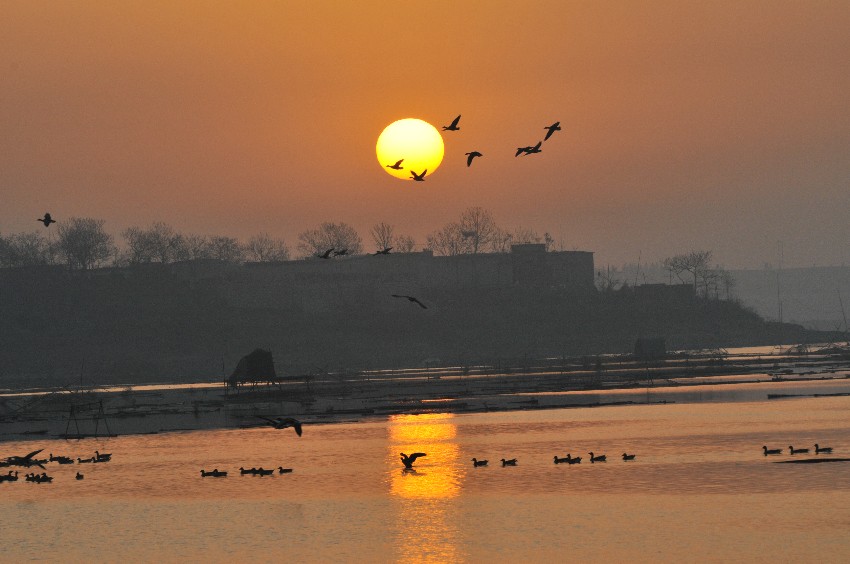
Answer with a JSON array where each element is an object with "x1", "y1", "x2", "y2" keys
[{"x1": 776, "y1": 241, "x2": 784, "y2": 324}]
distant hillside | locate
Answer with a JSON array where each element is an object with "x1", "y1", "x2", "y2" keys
[
  {"x1": 730, "y1": 266, "x2": 850, "y2": 331},
  {"x1": 611, "y1": 264, "x2": 850, "y2": 332},
  {"x1": 0, "y1": 264, "x2": 840, "y2": 389}
]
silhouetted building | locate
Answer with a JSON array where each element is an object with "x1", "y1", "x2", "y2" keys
[{"x1": 220, "y1": 246, "x2": 595, "y2": 312}]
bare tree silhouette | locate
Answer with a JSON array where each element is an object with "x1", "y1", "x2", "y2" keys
[
  {"x1": 57, "y1": 218, "x2": 115, "y2": 270},
  {"x1": 370, "y1": 222, "x2": 416, "y2": 253},
  {"x1": 122, "y1": 222, "x2": 182, "y2": 264},
  {"x1": 490, "y1": 227, "x2": 514, "y2": 253},
  {"x1": 297, "y1": 222, "x2": 363, "y2": 257},
  {"x1": 0, "y1": 231, "x2": 57, "y2": 267},
  {"x1": 207, "y1": 236, "x2": 245, "y2": 262},
  {"x1": 663, "y1": 250, "x2": 717, "y2": 296},
  {"x1": 459, "y1": 207, "x2": 497, "y2": 254},
  {"x1": 426, "y1": 222, "x2": 467, "y2": 256},
  {"x1": 395, "y1": 234, "x2": 416, "y2": 253},
  {"x1": 246, "y1": 233, "x2": 290, "y2": 262},
  {"x1": 428, "y1": 207, "x2": 500, "y2": 255},
  {"x1": 370, "y1": 222, "x2": 395, "y2": 251}
]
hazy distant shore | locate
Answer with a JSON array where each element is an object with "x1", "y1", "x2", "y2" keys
[{"x1": 3, "y1": 348, "x2": 849, "y2": 444}]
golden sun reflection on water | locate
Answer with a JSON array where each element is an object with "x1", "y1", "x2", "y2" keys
[
  {"x1": 388, "y1": 413, "x2": 463, "y2": 499},
  {"x1": 388, "y1": 413, "x2": 465, "y2": 562}
]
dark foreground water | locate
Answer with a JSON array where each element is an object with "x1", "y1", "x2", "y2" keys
[{"x1": 3, "y1": 382, "x2": 850, "y2": 562}]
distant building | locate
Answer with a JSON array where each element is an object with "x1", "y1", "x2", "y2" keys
[
  {"x1": 219, "y1": 245, "x2": 595, "y2": 312},
  {"x1": 0, "y1": 246, "x2": 595, "y2": 314}
]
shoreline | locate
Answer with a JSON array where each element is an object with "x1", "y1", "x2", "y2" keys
[{"x1": 2, "y1": 350, "x2": 849, "y2": 444}]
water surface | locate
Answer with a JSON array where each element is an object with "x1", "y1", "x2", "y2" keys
[{"x1": 3, "y1": 391, "x2": 850, "y2": 562}]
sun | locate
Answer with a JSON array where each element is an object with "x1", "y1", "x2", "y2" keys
[{"x1": 376, "y1": 118, "x2": 444, "y2": 181}]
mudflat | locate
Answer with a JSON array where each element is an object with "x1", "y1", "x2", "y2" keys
[{"x1": 2, "y1": 348, "x2": 849, "y2": 443}]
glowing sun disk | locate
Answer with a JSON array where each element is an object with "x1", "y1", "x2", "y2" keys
[{"x1": 376, "y1": 118, "x2": 444, "y2": 181}]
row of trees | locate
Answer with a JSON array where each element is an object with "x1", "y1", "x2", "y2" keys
[
  {"x1": 426, "y1": 207, "x2": 554, "y2": 256},
  {"x1": 122, "y1": 222, "x2": 289, "y2": 264},
  {"x1": 595, "y1": 250, "x2": 735, "y2": 300},
  {"x1": 0, "y1": 218, "x2": 113, "y2": 270},
  {"x1": 0, "y1": 220, "x2": 292, "y2": 270},
  {"x1": 1, "y1": 207, "x2": 558, "y2": 270},
  {"x1": 663, "y1": 250, "x2": 735, "y2": 300}
]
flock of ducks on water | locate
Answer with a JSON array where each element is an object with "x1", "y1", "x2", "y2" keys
[
  {"x1": 762, "y1": 444, "x2": 833, "y2": 456},
  {"x1": 461, "y1": 451, "x2": 636, "y2": 470},
  {"x1": 0, "y1": 448, "x2": 111, "y2": 484},
  {"x1": 198, "y1": 466, "x2": 295, "y2": 478},
  {"x1": 3, "y1": 424, "x2": 839, "y2": 484},
  {"x1": 196, "y1": 417, "x2": 304, "y2": 477},
  {"x1": 202, "y1": 447, "x2": 640, "y2": 476},
  {"x1": 400, "y1": 451, "x2": 636, "y2": 471},
  {"x1": 385, "y1": 115, "x2": 561, "y2": 181}
]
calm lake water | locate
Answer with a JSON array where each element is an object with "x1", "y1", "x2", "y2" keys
[{"x1": 3, "y1": 383, "x2": 850, "y2": 562}]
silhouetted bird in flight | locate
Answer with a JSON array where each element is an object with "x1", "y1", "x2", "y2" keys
[
  {"x1": 37, "y1": 213, "x2": 56, "y2": 227},
  {"x1": 318, "y1": 248, "x2": 334, "y2": 259},
  {"x1": 443, "y1": 115, "x2": 461, "y2": 131},
  {"x1": 465, "y1": 151, "x2": 483, "y2": 167},
  {"x1": 386, "y1": 159, "x2": 404, "y2": 170},
  {"x1": 515, "y1": 146, "x2": 533, "y2": 157},
  {"x1": 374, "y1": 247, "x2": 392, "y2": 255},
  {"x1": 392, "y1": 294, "x2": 427, "y2": 309},
  {"x1": 410, "y1": 170, "x2": 427, "y2": 181},
  {"x1": 400, "y1": 452, "x2": 427, "y2": 469},
  {"x1": 256, "y1": 416, "x2": 303, "y2": 436},
  {"x1": 333, "y1": 249, "x2": 348, "y2": 256},
  {"x1": 525, "y1": 141, "x2": 542, "y2": 154},
  {"x1": 543, "y1": 121, "x2": 561, "y2": 141}
]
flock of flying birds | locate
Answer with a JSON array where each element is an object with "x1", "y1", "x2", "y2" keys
[
  {"x1": 33, "y1": 116, "x2": 561, "y2": 230},
  {"x1": 386, "y1": 115, "x2": 562, "y2": 181},
  {"x1": 31, "y1": 115, "x2": 556, "y2": 309}
]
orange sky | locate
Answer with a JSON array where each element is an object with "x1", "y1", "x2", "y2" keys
[{"x1": 2, "y1": 1, "x2": 849, "y2": 268}]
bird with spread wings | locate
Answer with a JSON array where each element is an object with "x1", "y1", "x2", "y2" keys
[
  {"x1": 256, "y1": 416, "x2": 303, "y2": 436},
  {"x1": 2, "y1": 449, "x2": 46, "y2": 469},
  {"x1": 400, "y1": 452, "x2": 427, "y2": 469}
]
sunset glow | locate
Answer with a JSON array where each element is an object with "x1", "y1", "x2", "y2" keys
[{"x1": 2, "y1": 2, "x2": 850, "y2": 266}]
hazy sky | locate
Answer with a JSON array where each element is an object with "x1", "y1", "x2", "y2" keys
[{"x1": 2, "y1": 1, "x2": 849, "y2": 268}]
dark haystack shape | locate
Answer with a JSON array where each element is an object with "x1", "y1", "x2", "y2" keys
[{"x1": 229, "y1": 349, "x2": 278, "y2": 388}]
